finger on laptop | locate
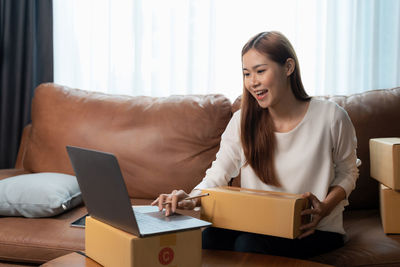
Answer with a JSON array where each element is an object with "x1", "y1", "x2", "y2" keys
[
  {"x1": 150, "y1": 197, "x2": 159, "y2": 206},
  {"x1": 151, "y1": 195, "x2": 165, "y2": 212},
  {"x1": 171, "y1": 193, "x2": 179, "y2": 213},
  {"x1": 165, "y1": 190, "x2": 177, "y2": 216},
  {"x1": 156, "y1": 194, "x2": 168, "y2": 212}
]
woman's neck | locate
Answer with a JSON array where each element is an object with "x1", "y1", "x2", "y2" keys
[{"x1": 268, "y1": 93, "x2": 310, "y2": 133}]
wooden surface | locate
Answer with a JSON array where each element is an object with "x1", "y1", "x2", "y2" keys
[
  {"x1": 41, "y1": 250, "x2": 332, "y2": 267},
  {"x1": 202, "y1": 250, "x2": 332, "y2": 267}
]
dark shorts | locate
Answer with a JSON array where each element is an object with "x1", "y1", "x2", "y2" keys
[{"x1": 202, "y1": 227, "x2": 345, "y2": 259}]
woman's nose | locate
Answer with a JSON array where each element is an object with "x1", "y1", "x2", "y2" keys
[{"x1": 251, "y1": 75, "x2": 260, "y2": 88}]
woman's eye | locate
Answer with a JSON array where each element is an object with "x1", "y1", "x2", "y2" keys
[
  {"x1": 243, "y1": 73, "x2": 250, "y2": 77},
  {"x1": 257, "y1": 69, "x2": 265, "y2": 74}
]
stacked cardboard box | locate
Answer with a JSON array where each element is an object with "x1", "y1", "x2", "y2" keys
[{"x1": 370, "y1": 138, "x2": 400, "y2": 234}]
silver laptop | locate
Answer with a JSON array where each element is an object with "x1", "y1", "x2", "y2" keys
[{"x1": 66, "y1": 145, "x2": 211, "y2": 237}]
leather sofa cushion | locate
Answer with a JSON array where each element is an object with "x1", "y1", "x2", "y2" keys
[
  {"x1": 0, "y1": 204, "x2": 86, "y2": 264},
  {"x1": 311, "y1": 209, "x2": 400, "y2": 266},
  {"x1": 22, "y1": 83, "x2": 232, "y2": 199}
]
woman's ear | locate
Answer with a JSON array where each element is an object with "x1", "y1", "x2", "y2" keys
[{"x1": 285, "y1": 58, "x2": 295, "y2": 76}]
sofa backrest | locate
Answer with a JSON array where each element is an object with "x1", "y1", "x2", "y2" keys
[
  {"x1": 21, "y1": 83, "x2": 232, "y2": 199},
  {"x1": 233, "y1": 87, "x2": 400, "y2": 210},
  {"x1": 323, "y1": 88, "x2": 400, "y2": 209},
  {"x1": 19, "y1": 83, "x2": 400, "y2": 208}
]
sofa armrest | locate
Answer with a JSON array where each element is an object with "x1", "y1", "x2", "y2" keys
[{"x1": 15, "y1": 124, "x2": 31, "y2": 169}]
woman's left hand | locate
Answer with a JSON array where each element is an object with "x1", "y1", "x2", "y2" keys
[{"x1": 298, "y1": 192, "x2": 329, "y2": 239}]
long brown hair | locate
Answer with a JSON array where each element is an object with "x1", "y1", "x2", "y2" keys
[{"x1": 240, "y1": 31, "x2": 310, "y2": 186}]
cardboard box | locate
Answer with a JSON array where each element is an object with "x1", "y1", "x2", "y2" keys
[
  {"x1": 85, "y1": 216, "x2": 201, "y2": 267},
  {"x1": 370, "y1": 138, "x2": 400, "y2": 190},
  {"x1": 380, "y1": 184, "x2": 400, "y2": 234},
  {"x1": 200, "y1": 186, "x2": 310, "y2": 239}
]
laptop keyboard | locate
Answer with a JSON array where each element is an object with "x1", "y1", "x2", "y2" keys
[
  {"x1": 131, "y1": 205, "x2": 210, "y2": 235},
  {"x1": 134, "y1": 211, "x2": 181, "y2": 232}
]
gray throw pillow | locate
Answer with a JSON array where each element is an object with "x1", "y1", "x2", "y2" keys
[{"x1": 0, "y1": 172, "x2": 82, "y2": 218}]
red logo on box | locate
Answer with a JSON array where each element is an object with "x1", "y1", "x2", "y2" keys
[{"x1": 159, "y1": 247, "x2": 174, "y2": 265}]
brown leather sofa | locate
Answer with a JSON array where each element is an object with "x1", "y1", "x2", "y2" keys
[{"x1": 0, "y1": 83, "x2": 399, "y2": 266}]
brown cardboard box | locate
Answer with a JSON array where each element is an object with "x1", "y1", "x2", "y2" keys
[
  {"x1": 370, "y1": 138, "x2": 400, "y2": 189},
  {"x1": 380, "y1": 184, "x2": 400, "y2": 234},
  {"x1": 200, "y1": 186, "x2": 310, "y2": 239},
  {"x1": 85, "y1": 216, "x2": 201, "y2": 267}
]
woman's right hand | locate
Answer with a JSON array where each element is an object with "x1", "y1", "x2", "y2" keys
[{"x1": 151, "y1": 189, "x2": 198, "y2": 216}]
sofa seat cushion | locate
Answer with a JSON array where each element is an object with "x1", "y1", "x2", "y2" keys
[
  {"x1": 311, "y1": 209, "x2": 400, "y2": 267},
  {"x1": 0, "y1": 205, "x2": 87, "y2": 264}
]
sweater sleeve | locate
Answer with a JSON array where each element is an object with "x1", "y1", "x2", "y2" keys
[
  {"x1": 194, "y1": 111, "x2": 243, "y2": 190},
  {"x1": 330, "y1": 105, "x2": 360, "y2": 198}
]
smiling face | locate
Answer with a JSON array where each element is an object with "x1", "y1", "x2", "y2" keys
[{"x1": 242, "y1": 49, "x2": 292, "y2": 109}]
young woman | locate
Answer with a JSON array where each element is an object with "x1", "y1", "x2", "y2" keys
[{"x1": 152, "y1": 31, "x2": 359, "y2": 259}]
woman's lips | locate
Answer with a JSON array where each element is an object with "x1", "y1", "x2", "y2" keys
[{"x1": 255, "y1": 89, "x2": 268, "y2": 100}]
